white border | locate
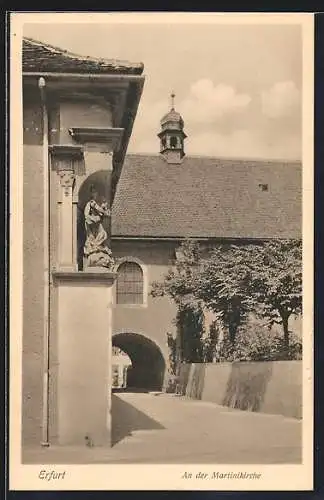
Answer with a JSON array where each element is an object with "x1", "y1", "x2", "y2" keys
[{"x1": 9, "y1": 12, "x2": 314, "y2": 491}]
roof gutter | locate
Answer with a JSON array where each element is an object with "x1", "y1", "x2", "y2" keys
[
  {"x1": 110, "y1": 236, "x2": 279, "y2": 242},
  {"x1": 23, "y1": 72, "x2": 145, "y2": 82},
  {"x1": 23, "y1": 71, "x2": 145, "y2": 196}
]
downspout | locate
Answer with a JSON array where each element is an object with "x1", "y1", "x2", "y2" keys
[{"x1": 38, "y1": 76, "x2": 50, "y2": 447}]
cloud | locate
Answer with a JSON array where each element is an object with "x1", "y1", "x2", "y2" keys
[
  {"x1": 261, "y1": 81, "x2": 300, "y2": 119},
  {"x1": 188, "y1": 128, "x2": 300, "y2": 160},
  {"x1": 180, "y1": 79, "x2": 251, "y2": 125},
  {"x1": 129, "y1": 128, "x2": 300, "y2": 160},
  {"x1": 128, "y1": 78, "x2": 301, "y2": 160},
  {"x1": 129, "y1": 79, "x2": 252, "y2": 150},
  {"x1": 186, "y1": 129, "x2": 260, "y2": 157}
]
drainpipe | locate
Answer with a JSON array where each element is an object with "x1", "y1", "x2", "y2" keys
[{"x1": 38, "y1": 76, "x2": 50, "y2": 447}]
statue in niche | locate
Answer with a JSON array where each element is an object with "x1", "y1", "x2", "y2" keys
[{"x1": 83, "y1": 185, "x2": 114, "y2": 269}]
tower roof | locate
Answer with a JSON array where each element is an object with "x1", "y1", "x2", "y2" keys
[
  {"x1": 160, "y1": 92, "x2": 184, "y2": 128},
  {"x1": 160, "y1": 109, "x2": 184, "y2": 127}
]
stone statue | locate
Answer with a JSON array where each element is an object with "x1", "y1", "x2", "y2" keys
[{"x1": 83, "y1": 186, "x2": 114, "y2": 269}]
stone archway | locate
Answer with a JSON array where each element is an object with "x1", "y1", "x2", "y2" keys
[{"x1": 112, "y1": 332, "x2": 166, "y2": 391}]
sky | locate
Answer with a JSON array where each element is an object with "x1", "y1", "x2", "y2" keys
[{"x1": 23, "y1": 20, "x2": 302, "y2": 160}]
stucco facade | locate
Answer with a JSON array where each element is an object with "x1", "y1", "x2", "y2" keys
[
  {"x1": 111, "y1": 239, "x2": 302, "y2": 390},
  {"x1": 112, "y1": 241, "x2": 178, "y2": 354},
  {"x1": 23, "y1": 89, "x2": 46, "y2": 445}
]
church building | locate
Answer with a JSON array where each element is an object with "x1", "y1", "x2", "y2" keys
[
  {"x1": 110, "y1": 96, "x2": 302, "y2": 391},
  {"x1": 21, "y1": 38, "x2": 302, "y2": 448}
]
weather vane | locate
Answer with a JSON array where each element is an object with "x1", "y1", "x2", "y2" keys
[{"x1": 170, "y1": 91, "x2": 175, "y2": 109}]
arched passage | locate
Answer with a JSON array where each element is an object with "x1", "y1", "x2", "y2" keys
[{"x1": 112, "y1": 332, "x2": 166, "y2": 391}]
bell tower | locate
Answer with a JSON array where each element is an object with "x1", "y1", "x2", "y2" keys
[{"x1": 158, "y1": 92, "x2": 187, "y2": 164}]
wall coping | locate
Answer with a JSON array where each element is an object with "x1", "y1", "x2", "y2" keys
[
  {"x1": 183, "y1": 360, "x2": 302, "y2": 366},
  {"x1": 68, "y1": 127, "x2": 124, "y2": 147},
  {"x1": 49, "y1": 144, "x2": 84, "y2": 159},
  {"x1": 52, "y1": 270, "x2": 117, "y2": 284}
]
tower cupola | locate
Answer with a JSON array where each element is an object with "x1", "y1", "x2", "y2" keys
[{"x1": 158, "y1": 92, "x2": 187, "y2": 164}]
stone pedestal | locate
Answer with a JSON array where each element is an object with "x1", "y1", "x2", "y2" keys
[{"x1": 53, "y1": 270, "x2": 116, "y2": 446}]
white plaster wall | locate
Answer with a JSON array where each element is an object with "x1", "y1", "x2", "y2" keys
[{"x1": 56, "y1": 280, "x2": 113, "y2": 446}]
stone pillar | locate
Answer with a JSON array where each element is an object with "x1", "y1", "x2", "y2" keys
[
  {"x1": 53, "y1": 270, "x2": 116, "y2": 446},
  {"x1": 58, "y1": 170, "x2": 76, "y2": 271}
]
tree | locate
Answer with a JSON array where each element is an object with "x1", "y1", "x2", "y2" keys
[
  {"x1": 150, "y1": 238, "x2": 200, "y2": 305},
  {"x1": 150, "y1": 240, "x2": 204, "y2": 365},
  {"x1": 151, "y1": 238, "x2": 302, "y2": 364},
  {"x1": 195, "y1": 244, "x2": 258, "y2": 345},
  {"x1": 176, "y1": 302, "x2": 205, "y2": 362},
  {"x1": 166, "y1": 332, "x2": 177, "y2": 375},
  {"x1": 249, "y1": 239, "x2": 302, "y2": 354}
]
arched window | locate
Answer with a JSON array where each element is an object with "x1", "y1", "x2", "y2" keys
[{"x1": 116, "y1": 261, "x2": 144, "y2": 305}]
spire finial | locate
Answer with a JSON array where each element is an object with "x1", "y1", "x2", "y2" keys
[{"x1": 170, "y1": 91, "x2": 175, "y2": 110}]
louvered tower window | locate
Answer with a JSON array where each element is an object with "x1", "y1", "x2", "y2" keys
[{"x1": 170, "y1": 136, "x2": 178, "y2": 148}]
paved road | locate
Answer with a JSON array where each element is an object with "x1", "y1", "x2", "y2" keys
[{"x1": 23, "y1": 391, "x2": 302, "y2": 464}]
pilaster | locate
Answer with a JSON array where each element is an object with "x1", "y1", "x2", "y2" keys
[{"x1": 58, "y1": 170, "x2": 75, "y2": 270}]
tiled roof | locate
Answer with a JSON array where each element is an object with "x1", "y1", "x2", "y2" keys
[
  {"x1": 111, "y1": 154, "x2": 302, "y2": 239},
  {"x1": 22, "y1": 37, "x2": 144, "y2": 75}
]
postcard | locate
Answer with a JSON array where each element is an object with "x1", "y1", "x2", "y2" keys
[{"x1": 9, "y1": 11, "x2": 314, "y2": 491}]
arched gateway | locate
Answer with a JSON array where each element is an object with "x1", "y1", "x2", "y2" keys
[{"x1": 112, "y1": 333, "x2": 166, "y2": 391}]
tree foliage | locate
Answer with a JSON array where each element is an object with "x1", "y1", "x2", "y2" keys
[
  {"x1": 151, "y1": 240, "x2": 204, "y2": 364},
  {"x1": 177, "y1": 304, "x2": 205, "y2": 363},
  {"x1": 234, "y1": 324, "x2": 302, "y2": 361},
  {"x1": 195, "y1": 244, "x2": 259, "y2": 344},
  {"x1": 166, "y1": 332, "x2": 177, "y2": 375},
  {"x1": 248, "y1": 239, "x2": 302, "y2": 351},
  {"x1": 151, "y1": 239, "x2": 200, "y2": 307},
  {"x1": 150, "y1": 238, "x2": 302, "y2": 365}
]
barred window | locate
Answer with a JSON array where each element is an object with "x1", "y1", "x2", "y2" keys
[{"x1": 116, "y1": 261, "x2": 144, "y2": 305}]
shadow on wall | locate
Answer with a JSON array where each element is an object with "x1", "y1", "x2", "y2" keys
[
  {"x1": 178, "y1": 363, "x2": 206, "y2": 399},
  {"x1": 111, "y1": 393, "x2": 164, "y2": 446},
  {"x1": 178, "y1": 361, "x2": 302, "y2": 419},
  {"x1": 222, "y1": 362, "x2": 272, "y2": 412}
]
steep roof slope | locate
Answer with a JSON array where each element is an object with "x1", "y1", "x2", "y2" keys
[
  {"x1": 111, "y1": 154, "x2": 301, "y2": 239},
  {"x1": 22, "y1": 37, "x2": 144, "y2": 75}
]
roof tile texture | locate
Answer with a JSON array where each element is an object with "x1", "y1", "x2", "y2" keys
[
  {"x1": 23, "y1": 37, "x2": 144, "y2": 75},
  {"x1": 111, "y1": 154, "x2": 301, "y2": 239}
]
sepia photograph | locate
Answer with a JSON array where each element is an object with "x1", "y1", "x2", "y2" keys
[{"x1": 9, "y1": 12, "x2": 313, "y2": 491}]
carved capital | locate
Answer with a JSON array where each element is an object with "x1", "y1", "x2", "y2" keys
[{"x1": 58, "y1": 170, "x2": 75, "y2": 196}]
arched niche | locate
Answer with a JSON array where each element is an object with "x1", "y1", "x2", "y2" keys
[{"x1": 77, "y1": 170, "x2": 111, "y2": 270}]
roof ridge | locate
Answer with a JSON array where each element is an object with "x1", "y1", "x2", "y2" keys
[
  {"x1": 125, "y1": 152, "x2": 301, "y2": 164},
  {"x1": 23, "y1": 37, "x2": 144, "y2": 72}
]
